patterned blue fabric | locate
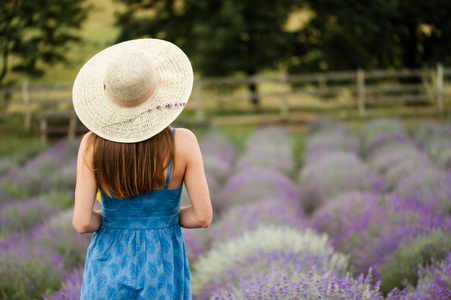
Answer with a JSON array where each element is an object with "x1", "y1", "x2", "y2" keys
[{"x1": 80, "y1": 130, "x2": 191, "y2": 299}]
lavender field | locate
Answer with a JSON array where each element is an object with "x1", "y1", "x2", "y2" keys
[{"x1": 1, "y1": 118, "x2": 450, "y2": 299}]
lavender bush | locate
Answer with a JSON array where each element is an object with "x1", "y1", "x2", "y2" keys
[
  {"x1": 35, "y1": 210, "x2": 91, "y2": 269},
  {"x1": 304, "y1": 127, "x2": 359, "y2": 166},
  {"x1": 412, "y1": 122, "x2": 451, "y2": 169},
  {"x1": 192, "y1": 225, "x2": 349, "y2": 297},
  {"x1": 366, "y1": 145, "x2": 428, "y2": 178},
  {"x1": 208, "y1": 199, "x2": 305, "y2": 243},
  {"x1": 214, "y1": 168, "x2": 299, "y2": 212},
  {"x1": 393, "y1": 168, "x2": 451, "y2": 215},
  {"x1": 364, "y1": 133, "x2": 418, "y2": 160},
  {"x1": 233, "y1": 127, "x2": 294, "y2": 175},
  {"x1": 182, "y1": 228, "x2": 210, "y2": 263},
  {"x1": 299, "y1": 152, "x2": 384, "y2": 213},
  {"x1": 359, "y1": 118, "x2": 406, "y2": 154},
  {"x1": 306, "y1": 115, "x2": 342, "y2": 135},
  {"x1": 379, "y1": 228, "x2": 451, "y2": 294},
  {"x1": 408, "y1": 251, "x2": 451, "y2": 300},
  {"x1": 0, "y1": 232, "x2": 66, "y2": 300},
  {"x1": 312, "y1": 191, "x2": 450, "y2": 279},
  {"x1": 43, "y1": 265, "x2": 84, "y2": 300},
  {"x1": 0, "y1": 198, "x2": 57, "y2": 238},
  {"x1": 199, "y1": 132, "x2": 237, "y2": 166},
  {"x1": 212, "y1": 269, "x2": 409, "y2": 300},
  {"x1": 0, "y1": 139, "x2": 80, "y2": 199}
]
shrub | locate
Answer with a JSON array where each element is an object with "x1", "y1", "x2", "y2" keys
[
  {"x1": 199, "y1": 132, "x2": 237, "y2": 166},
  {"x1": 312, "y1": 191, "x2": 450, "y2": 280},
  {"x1": 234, "y1": 127, "x2": 294, "y2": 175},
  {"x1": 191, "y1": 225, "x2": 349, "y2": 297},
  {"x1": 408, "y1": 251, "x2": 451, "y2": 300},
  {"x1": 214, "y1": 168, "x2": 299, "y2": 212},
  {"x1": 394, "y1": 168, "x2": 451, "y2": 215},
  {"x1": 299, "y1": 152, "x2": 384, "y2": 213},
  {"x1": 306, "y1": 115, "x2": 342, "y2": 135},
  {"x1": 366, "y1": 145, "x2": 429, "y2": 178},
  {"x1": 35, "y1": 210, "x2": 92, "y2": 269},
  {"x1": 364, "y1": 133, "x2": 418, "y2": 160},
  {"x1": 379, "y1": 228, "x2": 451, "y2": 294},
  {"x1": 212, "y1": 270, "x2": 404, "y2": 300},
  {"x1": 208, "y1": 199, "x2": 305, "y2": 243},
  {"x1": 359, "y1": 118, "x2": 406, "y2": 154},
  {"x1": 0, "y1": 229, "x2": 66, "y2": 300},
  {"x1": 0, "y1": 198, "x2": 57, "y2": 238},
  {"x1": 41, "y1": 190, "x2": 75, "y2": 210},
  {"x1": 304, "y1": 126, "x2": 359, "y2": 167},
  {"x1": 43, "y1": 265, "x2": 84, "y2": 300},
  {"x1": 182, "y1": 228, "x2": 210, "y2": 263},
  {"x1": 412, "y1": 122, "x2": 451, "y2": 169}
]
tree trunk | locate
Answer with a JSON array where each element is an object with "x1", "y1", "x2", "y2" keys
[{"x1": 248, "y1": 82, "x2": 259, "y2": 111}]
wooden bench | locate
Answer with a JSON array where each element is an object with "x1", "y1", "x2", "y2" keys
[{"x1": 37, "y1": 110, "x2": 86, "y2": 141}]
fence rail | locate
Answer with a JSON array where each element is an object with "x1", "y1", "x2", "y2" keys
[{"x1": 1, "y1": 64, "x2": 450, "y2": 139}]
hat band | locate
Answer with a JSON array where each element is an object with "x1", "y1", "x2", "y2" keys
[{"x1": 101, "y1": 101, "x2": 188, "y2": 129}]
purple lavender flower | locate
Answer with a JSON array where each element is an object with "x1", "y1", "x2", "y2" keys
[
  {"x1": 234, "y1": 126, "x2": 294, "y2": 175},
  {"x1": 299, "y1": 152, "x2": 384, "y2": 214},
  {"x1": 312, "y1": 191, "x2": 450, "y2": 280},
  {"x1": 393, "y1": 168, "x2": 451, "y2": 215},
  {"x1": 304, "y1": 127, "x2": 359, "y2": 167},
  {"x1": 379, "y1": 228, "x2": 451, "y2": 294},
  {"x1": 214, "y1": 168, "x2": 299, "y2": 213},
  {"x1": 199, "y1": 133, "x2": 237, "y2": 166},
  {"x1": 359, "y1": 118, "x2": 406, "y2": 153},
  {"x1": 213, "y1": 269, "x2": 399, "y2": 300},
  {"x1": 192, "y1": 225, "x2": 349, "y2": 299},
  {"x1": 43, "y1": 265, "x2": 84, "y2": 300},
  {"x1": 408, "y1": 251, "x2": 451, "y2": 300},
  {"x1": 208, "y1": 199, "x2": 306, "y2": 242},
  {"x1": 0, "y1": 225, "x2": 66, "y2": 299},
  {"x1": 364, "y1": 133, "x2": 418, "y2": 160},
  {"x1": 182, "y1": 228, "x2": 209, "y2": 263},
  {"x1": 0, "y1": 198, "x2": 57, "y2": 238}
]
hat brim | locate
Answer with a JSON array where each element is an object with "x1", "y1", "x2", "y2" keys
[{"x1": 73, "y1": 39, "x2": 193, "y2": 143}]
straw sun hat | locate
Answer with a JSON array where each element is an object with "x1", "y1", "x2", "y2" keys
[{"x1": 73, "y1": 38, "x2": 193, "y2": 143}]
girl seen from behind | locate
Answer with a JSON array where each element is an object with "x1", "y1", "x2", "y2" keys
[{"x1": 72, "y1": 39, "x2": 212, "y2": 299}]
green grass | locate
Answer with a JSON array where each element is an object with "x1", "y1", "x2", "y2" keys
[{"x1": 0, "y1": 116, "x2": 48, "y2": 163}]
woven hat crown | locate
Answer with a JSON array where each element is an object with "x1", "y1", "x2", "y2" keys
[{"x1": 104, "y1": 49, "x2": 157, "y2": 102}]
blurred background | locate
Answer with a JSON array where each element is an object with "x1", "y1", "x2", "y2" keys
[{"x1": 1, "y1": 1, "x2": 451, "y2": 299}]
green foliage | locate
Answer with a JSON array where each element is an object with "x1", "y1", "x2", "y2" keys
[
  {"x1": 41, "y1": 190, "x2": 75, "y2": 210},
  {"x1": 0, "y1": 253, "x2": 65, "y2": 300},
  {"x1": 115, "y1": 0, "x2": 299, "y2": 77},
  {"x1": 294, "y1": 0, "x2": 451, "y2": 72},
  {"x1": 379, "y1": 228, "x2": 451, "y2": 294},
  {"x1": 0, "y1": 0, "x2": 89, "y2": 85}
]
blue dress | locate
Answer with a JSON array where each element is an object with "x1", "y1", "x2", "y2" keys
[{"x1": 80, "y1": 130, "x2": 191, "y2": 299}]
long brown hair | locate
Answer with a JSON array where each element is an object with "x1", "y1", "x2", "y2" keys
[{"x1": 84, "y1": 127, "x2": 175, "y2": 199}]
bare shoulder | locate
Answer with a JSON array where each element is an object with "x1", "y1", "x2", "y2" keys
[
  {"x1": 174, "y1": 128, "x2": 201, "y2": 161},
  {"x1": 174, "y1": 128, "x2": 199, "y2": 146}
]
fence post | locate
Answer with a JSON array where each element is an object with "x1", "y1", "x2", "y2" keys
[
  {"x1": 280, "y1": 73, "x2": 289, "y2": 120},
  {"x1": 22, "y1": 79, "x2": 31, "y2": 131},
  {"x1": 436, "y1": 63, "x2": 444, "y2": 116},
  {"x1": 194, "y1": 80, "x2": 204, "y2": 122},
  {"x1": 357, "y1": 69, "x2": 366, "y2": 118}
]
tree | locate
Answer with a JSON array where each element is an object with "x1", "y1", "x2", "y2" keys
[
  {"x1": 0, "y1": 0, "x2": 89, "y2": 86},
  {"x1": 115, "y1": 0, "x2": 302, "y2": 108},
  {"x1": 291, "y1": 0, "x2": 451, "y2": 73}
]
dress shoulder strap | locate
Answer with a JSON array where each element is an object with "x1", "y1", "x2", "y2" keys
[{"x1": 164, "y1": 128, "x2": 176, "y2": 189}]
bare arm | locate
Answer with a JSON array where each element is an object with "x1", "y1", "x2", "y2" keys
[
  {"x1": 73, "y1": 132, "x2": 102, "y2": 234},
  {"x1": 178, "y1": 129, "x2": 213, "y2": 228}
]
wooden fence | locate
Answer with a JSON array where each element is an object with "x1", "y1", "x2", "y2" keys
[{"x1": 1, "y1": 64, "x2": 450, "y2": 139}]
